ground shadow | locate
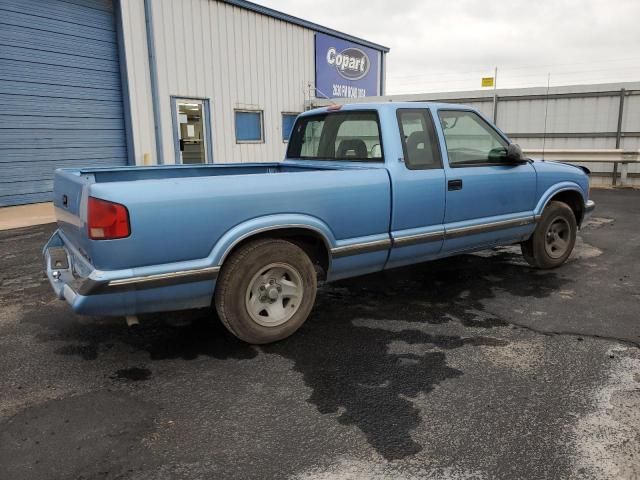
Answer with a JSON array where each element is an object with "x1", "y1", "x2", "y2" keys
[{"x1": 29, "y1": 308, "x2": 258, "y2": 362}]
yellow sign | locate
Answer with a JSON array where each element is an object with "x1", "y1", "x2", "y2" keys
[{"x1": 481, "y1": 77, "x2": 495, "y2": 87}]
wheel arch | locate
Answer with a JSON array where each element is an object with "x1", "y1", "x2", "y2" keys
[
  {"x1": 535, "y1": 184, "x2": 587, "y2": 226},
  {"x1": 212, "y1": 216, "x2": 335, "y2": 280}
]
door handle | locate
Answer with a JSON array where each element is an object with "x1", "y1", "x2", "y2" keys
[
  {"x1": 448, "y1": 179, "x2": 463, "y2": 191},
  {"x1": 179, "y1": 138, "x2": 185, "y2": 151}
]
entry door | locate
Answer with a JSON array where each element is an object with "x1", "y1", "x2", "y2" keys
[
  {"x1": 437, "y1": 109, "x2": 537, "y2": 253},
  {"x1": 174, "y1": 98, "x2": 210, "y2": 164}
]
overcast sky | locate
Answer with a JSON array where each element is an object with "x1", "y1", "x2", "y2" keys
[{"x1": 259, "y1": 0, "x2": 640, "y2": 94}]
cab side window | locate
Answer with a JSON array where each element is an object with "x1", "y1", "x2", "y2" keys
[
  {"x1": 438, "y1": 110, "x2": 508, "y2": 166},
  {"x1": 397, "y1": 109, "x2": 442, "y2": 170}
]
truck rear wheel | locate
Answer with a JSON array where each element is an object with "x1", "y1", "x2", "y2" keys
[
  {"x1": 214, "y1": 238, "x2": 317, "y2": 344},
  {"x1": 521, "y1": 200, "x2": 577, "y2": 269}
]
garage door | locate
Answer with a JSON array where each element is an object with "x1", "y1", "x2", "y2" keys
[{"x1": 0, "y1": 0, "x2": 128, "y2": 206}]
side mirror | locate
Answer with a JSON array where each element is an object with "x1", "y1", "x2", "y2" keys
[{"x1": 506, "y1": 143, "x2": 526, "y2": 163}]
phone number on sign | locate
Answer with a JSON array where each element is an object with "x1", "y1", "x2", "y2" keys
[{"x1": 332, "y1": 84, "x2": 367, "y2": 98}]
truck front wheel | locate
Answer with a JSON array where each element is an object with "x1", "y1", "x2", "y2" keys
[
  {"x1": 214, "y1": 238, "x2": 317, "y2": 344},
  {"x1": 521, "y1": 200, "x2": 577, "y2": 269}
]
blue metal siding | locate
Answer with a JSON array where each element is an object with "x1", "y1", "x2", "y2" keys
[{"x1": 0, "y1": 0, "x2": 128, "y2": 206}]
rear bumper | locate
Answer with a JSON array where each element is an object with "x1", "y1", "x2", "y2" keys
[{"x1": 43, "y1": 230, "x2": 218, "y2": 316}]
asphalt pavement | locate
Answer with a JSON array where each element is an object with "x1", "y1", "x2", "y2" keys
[{"x1": 0, "y1": 188, "x2": 639, "y2": 480}]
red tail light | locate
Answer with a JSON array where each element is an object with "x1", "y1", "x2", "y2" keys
[{"x1": 88, "y1": 197, "x2": 130, "y2": 240}]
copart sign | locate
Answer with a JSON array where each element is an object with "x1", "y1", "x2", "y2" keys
[{"x1": 315, "y1": 33, "x2": 380, "y2": 99}]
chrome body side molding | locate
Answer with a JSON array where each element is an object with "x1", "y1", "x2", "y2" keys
[
  {"x1": 108, "y1": 267, "x2": 220, "y2": 287},
  {"x1": 329, "y1": 215, "x2": 538, "y2": 259},
  {"x1": 445, "y1": 216, "x2": 536, "y2": 239},
  {"x1": 393, "y1": 230, "x2": 445, "y2": 247},
  {"x1": 331, "y1": 238, "x2": 392, "y2": 258},
  {"x1": 76, "y1": 266, "x2": 220, "y2": 295}
]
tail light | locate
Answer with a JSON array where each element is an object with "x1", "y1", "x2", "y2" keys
[{"x1": 88, "y1": 197, "x2": 130, "y2": 240}]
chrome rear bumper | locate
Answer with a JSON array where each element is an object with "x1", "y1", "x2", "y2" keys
[{"x1": 43, "y1": 229, "x2": 219, "y2": 316}]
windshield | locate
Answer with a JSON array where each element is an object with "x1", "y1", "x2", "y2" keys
[{"x1": 287, "y1": 111, "x2": 383, "y2": 162}]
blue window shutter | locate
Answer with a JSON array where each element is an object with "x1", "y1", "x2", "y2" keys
[
  {"x1": 282, "y1": 114, "x2": 297, "y2": 141},
  {"x1": 235, "y1": 111, "x2": 262, "y2": 142}
]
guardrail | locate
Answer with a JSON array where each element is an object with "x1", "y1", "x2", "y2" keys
[{"x1": 523, "y1": 149, "x2": 640, "y2": 187}]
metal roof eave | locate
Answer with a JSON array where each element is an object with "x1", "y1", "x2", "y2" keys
[{"x1": 222, "y1": 0, "x2": 390, "y2": 53}]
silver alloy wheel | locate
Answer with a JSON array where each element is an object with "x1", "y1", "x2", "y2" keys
[
  {"x1": 244, "y1": 262, "x2": 304, "y2": 327},
  {"x1": 544, "y1": 216, "x2": 571, "y2": 259}
]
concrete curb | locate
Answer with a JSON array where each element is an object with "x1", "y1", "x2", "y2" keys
[{"x1": 0, "y1": 203, "x2": 55, "y2": 231}]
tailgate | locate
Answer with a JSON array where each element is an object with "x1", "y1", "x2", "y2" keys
[{"x1": 52, "y1": 169, "x2": 94, "y2": 254}]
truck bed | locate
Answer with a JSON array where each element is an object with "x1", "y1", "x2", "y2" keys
[{"x1": 53, "y1": 161, "x2": 391, "y2": 271}]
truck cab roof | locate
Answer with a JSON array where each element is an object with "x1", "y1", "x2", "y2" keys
[{"x1": 301, "y1": 101, "x2": 471, "y2": 117}]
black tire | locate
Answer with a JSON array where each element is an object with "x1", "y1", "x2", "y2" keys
[
  {"x1": 521, "y1": 201, "x2": 577, "y2": 269},
  {"x1": 214, "y1": 238, "x2": 317, "y2": 344}
]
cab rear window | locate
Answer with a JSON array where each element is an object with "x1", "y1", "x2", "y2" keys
[{"x1": 287, "y1": 111, "x2": 383, "y2": 162}]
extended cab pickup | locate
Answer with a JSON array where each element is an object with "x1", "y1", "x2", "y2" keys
[{"x1": 44, "y1": 102, "x2": 595, "y2": 343}]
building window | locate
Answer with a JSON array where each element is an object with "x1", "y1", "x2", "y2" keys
[
  {"x1": 282, "y1": 113, "x2": 299, "y2": 142},
  {"x1": 235, "y1": 110, "x2": 264, "y2": 143}
]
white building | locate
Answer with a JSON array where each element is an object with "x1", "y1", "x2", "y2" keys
[{"x1": 0, "y1": 0, "x2": 389, "y2": 206}]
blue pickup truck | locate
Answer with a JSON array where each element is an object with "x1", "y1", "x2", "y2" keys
[{"x1": 44, "y1": 102, "x2": 595, "y2": 344}]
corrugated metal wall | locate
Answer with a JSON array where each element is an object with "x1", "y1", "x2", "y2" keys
[
  {"x1": 120, "y1": 0, "x2": 316, "y2": 165},
  {"x1": 0, "y1": 0, "x2": 129, "y2": 206}
]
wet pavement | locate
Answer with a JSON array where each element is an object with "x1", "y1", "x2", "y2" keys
[{"x1": 0, "y1": 189, "x2": 639, "y2": 479}]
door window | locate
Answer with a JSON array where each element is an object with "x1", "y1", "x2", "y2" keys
[
  {"x1": 287, "y1": 111, "x2": 383, "y2": 162},
  {"x1": 397, "y1": 109, "x2": 442, "y2": 169},
  {"x1": 174, "y1": 99, "x2": 209, "y2": 164},
  {"x1": 438, "y1": 110, "x2": 508, "y2": 166}
]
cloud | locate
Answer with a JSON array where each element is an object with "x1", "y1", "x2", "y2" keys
[{"x1": 259, "y1": 0, "x2": 640, "y2": 93}]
